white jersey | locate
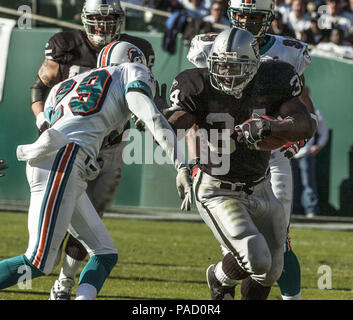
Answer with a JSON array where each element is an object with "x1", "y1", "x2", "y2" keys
[
  {"x1": 187, "y1": 33, "x2": 311, "y2": 75},
  {"x1": 259, "y1": 34, "x2": 311, "y2": 75},
  {"x1": 44, "y1": 63, "x2": 155, "y2": 160}
]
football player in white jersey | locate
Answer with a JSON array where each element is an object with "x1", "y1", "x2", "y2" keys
[
  {"x1": 0, "y1": 42, "x2": 192, "y2": 299},
  {"x1": 185, "y1": 0, "x2": 317, "y2": 300}
]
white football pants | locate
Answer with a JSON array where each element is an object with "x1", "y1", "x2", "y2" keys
[
  {"x1": 24, "y1": 143, "x2": 117, "y2": 275},
  {"x1": 194, "y1": 170, "x2": 287, "y2": 287}
]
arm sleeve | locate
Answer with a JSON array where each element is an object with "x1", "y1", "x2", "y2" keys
[{"x1": 125, "y1": 90, "x2": 186, "y2": 170}]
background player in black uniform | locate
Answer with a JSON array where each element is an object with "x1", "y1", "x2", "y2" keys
[
  {"x1": 166, "y1": 28, "x2": 315, "y2": 300},
  {"x1": 30, "y1": 0, "x2": 155, "y2": 300}
]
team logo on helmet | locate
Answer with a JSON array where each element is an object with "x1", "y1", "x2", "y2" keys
[
  {"x1": 127, "y1": 47, "x2": 144, "y2": 64},
  {"x1": 241, "y1": 0, "x2": 256, "y2": 8}
]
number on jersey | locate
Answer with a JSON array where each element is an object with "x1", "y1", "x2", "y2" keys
[{"x1": 50, "y1": 69, "x2": 112, "y2": 125}]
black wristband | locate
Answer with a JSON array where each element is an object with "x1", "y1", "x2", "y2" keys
[{"x1": 30, "y1": 75, "x2": 51, "y2": 105}]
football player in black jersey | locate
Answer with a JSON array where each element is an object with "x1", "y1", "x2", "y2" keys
[
  {"x1": 166, "y1": 28, "x2": 315, "y2": 300},
  {"x1": 30, "y1": 0, "x2": 155, "y2": 300}
]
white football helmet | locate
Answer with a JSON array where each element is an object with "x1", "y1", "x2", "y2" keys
[
  {"x1": 227, "y1": 0, "x2": 275, "y2": 38},
  {"x1": 81, "y1": 0, "x2": 125, "y2": 46},
  {"x1": 208, "y1": 28, "x2": 260, "y2": 96},
  {"x1": 97, "y1": 41, "x2": 147, "y2": 68}
]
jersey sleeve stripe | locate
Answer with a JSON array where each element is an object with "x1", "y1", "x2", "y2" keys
[{"x1": 125, "y1": 80, "x2": 152, "y2": 98}]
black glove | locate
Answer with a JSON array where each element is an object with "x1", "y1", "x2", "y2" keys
[
  {"x1": 234, "y1": 115, "x2": 272, "y2": 149},
  {"x1": 0, "y1": 159, "x2": 8, "y2": 177},
  {"x1": 154, "y1": 81, "x2": 169, "y2": 113}
]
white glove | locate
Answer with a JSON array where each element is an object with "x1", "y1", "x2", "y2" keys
[
  {"x1": 36, "y1": 111, "x2": 50, "y2": 135},
  {"x1": 176, "y1": 167, "x2": 193, "y2": 211}
]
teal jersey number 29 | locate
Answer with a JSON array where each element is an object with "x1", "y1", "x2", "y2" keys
[{"x1": 49, "y1": 69, "x2": 112, "y2": 126}]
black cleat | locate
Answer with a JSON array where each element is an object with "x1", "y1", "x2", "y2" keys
[{"x1": 206, "y1": 264, "x2": 236, "y2": 300}]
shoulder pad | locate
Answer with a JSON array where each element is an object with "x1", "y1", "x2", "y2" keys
[
  {"x1": 275, "y1": 35, "x2": 311, "y2": 74},
  {"x1": 170, "y1": 68, "x2": 207, "y2": 112},
  {"x1": 187, "y1": 33, "x2": 218, "y2": 68},
  {"x1": 45, "y1": 30, "x2": 85, "y2": 64},
  {"x1": 255, "y1": 60, "x2": 302, "y2": 99}
]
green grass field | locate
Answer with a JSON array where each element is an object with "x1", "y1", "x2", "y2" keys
[{"x1": 0, "y1": 211, "x2": 352, "y2": 300}]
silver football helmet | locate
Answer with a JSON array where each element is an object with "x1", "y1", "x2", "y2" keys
[
  {"x1": 207, "y1": 28, "x2": 260, "y2": 96},
  {"x1": 227, "y1": 0, "x2": 275, "y2": 38},
  {"x1": 97, "y1": 41, "x2": 147, "y2": 67},
  {"x1": 81, "y1": 0, "x2": 125, "y2": 46}
]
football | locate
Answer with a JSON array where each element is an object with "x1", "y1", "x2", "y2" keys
[{"x1": 257, "y1": 135, "x2": 287, "y2": 151}]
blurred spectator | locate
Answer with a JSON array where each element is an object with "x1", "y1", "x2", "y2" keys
[
  {"x1": 154, "y1": 0, "x2": 185, "y2": 12},
  {"x1": 287, "y1": 0, "x2": 312, "y2": 39},
  {"x1": 306, "y1": 1, "x2": 317, "y2": 16},
  {"x1": 311, "y1": 27, "x2": 353, "y2": 57},
  {"x1": 269, "y1": 10, "x2": 296, "y2": 37},
  {"x1": 291, "y1": 106, "x2": 329, "y2": 218},
  {"x1": 203, "y1": 1, "x2": 229, "y2": 30},
  {"x1": 299, "y1": 17, "x2": 326, "y2": 44},
  {"x1": 178, "y1": 0, "x2": 209, "y2": 19},
  {"x1": 324, "y1": 0, "x2": 353, "y2": 38},
  {"x1": 274, "y1": 0, "x2": 292, "y2": 23}
]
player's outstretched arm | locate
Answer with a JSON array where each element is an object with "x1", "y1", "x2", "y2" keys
[{"x1": 125, "y1": 90, "x2": 193, "y2": 211}]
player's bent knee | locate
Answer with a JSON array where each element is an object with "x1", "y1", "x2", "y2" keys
[{"x1": 245, "y1": 235, "x2": 271, "y2": 275}]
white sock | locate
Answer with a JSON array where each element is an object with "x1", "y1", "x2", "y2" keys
[
  {"x1": 214, "y1": 262, "x2": 237, "y2": 287},
  {"x1": 75, "y1": 283, "x2": 97, "y2": 300},
  {"x1": 59, "y1": 254, "x2": 83, "y2": 283},
  {"x1": 282, "y1": 292, "x2": 302, "y2": 300}
]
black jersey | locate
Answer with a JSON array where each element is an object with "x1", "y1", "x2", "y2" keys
[
  {"x1": 170, "y1": 60, "x2": 302, "y2": 183},
  {"x1": 45, "y1": 30, "x2": 155, "y2": 80}
]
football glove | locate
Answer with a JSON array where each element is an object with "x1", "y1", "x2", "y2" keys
[
  {"x1": 36, "y1": 111, "x2": 49, "y2": 136},
  {"x1": 280, "y1": 139, "x2": 308, "y2": 159},
  {"x1": 131, "y1": 113, "x2": 145, "y2": 132},
  {"x1": 154, "y1": 81, "x2": 169, "y2": 112},
  {"x1": 234, "y1": 114, "x2": 272, "y2": 150},
  {"x1": 0, "y1": 159, "x2": 8, "y2": 177},
  {"x1": 176, "y1": 166, "x2": 193, "y2": 211}
]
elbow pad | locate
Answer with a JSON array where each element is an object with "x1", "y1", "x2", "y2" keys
[{"x1": 30, "y1": 75, "x2": 51, "y2": 105}]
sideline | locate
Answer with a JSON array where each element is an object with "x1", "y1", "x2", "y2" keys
[{"x1": 2, "y1": 201, "x2": 353, "y2": 231}]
